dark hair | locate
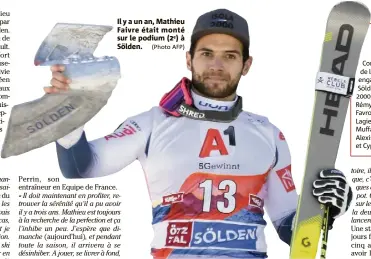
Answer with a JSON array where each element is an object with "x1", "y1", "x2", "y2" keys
[{"x1": 189, "y1": 41, "x2": 250, "y2": 63}]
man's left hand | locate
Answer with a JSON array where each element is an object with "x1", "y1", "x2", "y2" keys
[{"x1": 312, "y1": 169, "x2": 353, "y2": 229}]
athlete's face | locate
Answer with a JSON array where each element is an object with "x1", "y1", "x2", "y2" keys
[{"x1": 186, "y1": 34, "x2": 252, "y2": 101}]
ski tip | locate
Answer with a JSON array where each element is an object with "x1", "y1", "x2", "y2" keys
[{"x1": 333, "y1": 1, "x2": 370, "y2": 17}]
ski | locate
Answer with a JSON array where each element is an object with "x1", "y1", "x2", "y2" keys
[{"x1": 290, "y1": 2, "x2": 370, "y2": 259}]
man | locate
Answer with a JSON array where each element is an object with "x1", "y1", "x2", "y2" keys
[{"x1": 48, "y1": 8, "x2": 352, "y2": 259}]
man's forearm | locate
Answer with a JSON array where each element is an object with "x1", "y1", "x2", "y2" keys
[
  {"x1": 56, "y1": 131, "x2": 93, "y2": 178},
  {"x1": 275, "y1": 211, "x2": 296, "y2": 245}
]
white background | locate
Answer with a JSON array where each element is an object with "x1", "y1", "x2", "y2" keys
[{"x1": 1, "y1": 0, "x2": 371, "y2": 258}]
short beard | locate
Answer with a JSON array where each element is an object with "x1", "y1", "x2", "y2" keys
[{"x1": 191, "y1": 68, "x2": 241, "y2": 99}]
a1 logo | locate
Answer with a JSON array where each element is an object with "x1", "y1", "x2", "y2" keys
[{"x1": 199, "y1": 126, "x2": 236, "y2": 158}]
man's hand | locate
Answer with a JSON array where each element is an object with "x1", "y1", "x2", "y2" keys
[
  {"x1": 312, "y1": 169, "x2": 352, "y2": 229},
  {"x1": 44, "y1": 65, "x2": 71, "y2": 94}
]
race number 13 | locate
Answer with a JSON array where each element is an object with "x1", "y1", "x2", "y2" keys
[{"x1": 199, "y1": 179, "x2": 237, "y2": 213}]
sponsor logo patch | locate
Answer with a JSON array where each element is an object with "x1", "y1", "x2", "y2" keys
[
  {"x1": 249, "y1": 194, "x2": 263, "y2": 209},
  {"x1": 166, "y1": 222, "x2": 193, "y2": 247},
  {"x1": 165, "y1": 221, "x2": 258, "y2": 250},
  {"x1": 105, "y1": 124, "x2": 138, "y2": 141},
  {"x1": 276, "y1": 165, "x2": 295, "y2": 192},
  {"x1": 162, "y1": 193, "x2": 184, "y2": 206}
]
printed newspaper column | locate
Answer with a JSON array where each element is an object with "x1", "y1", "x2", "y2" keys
[
  {"x1": 0, "y1": 177, "x2": 10, "y2": 259},
  {"x1": 0, "y1": 11, "x2": 10, "y2": 135},
  {"x1": 17, "y1": 176, "x2": 123, "y2": 258},
  {"x1": 351, "y1": 60, "x2": 371, "y2": 156},
  {"x1": 0, "y1": 11, "x2": 11, "y2": 259},
  {"x1": 349, "y1": 167, "x2": 371, "y2": 256},
  {"x1": 117, "y1": 17, "x2": 186, "y2": 51}
]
